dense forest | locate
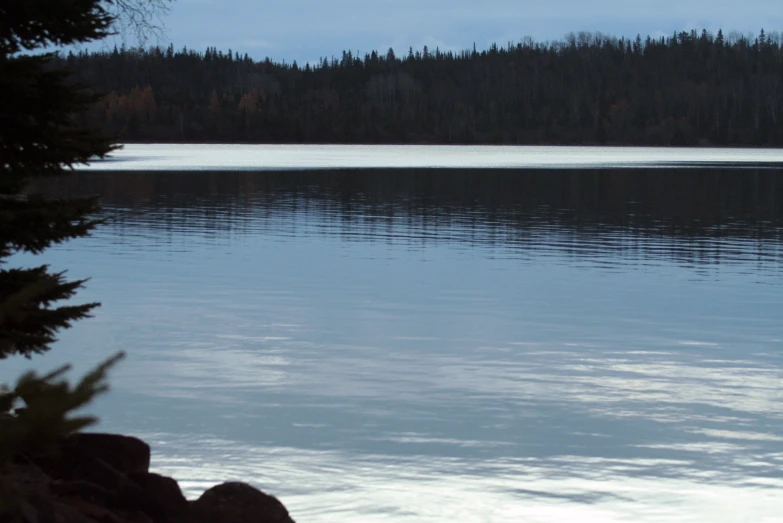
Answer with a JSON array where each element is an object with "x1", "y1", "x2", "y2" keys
[{"x1": 61, "y1": 29, "x2": 783, "y2": 145}]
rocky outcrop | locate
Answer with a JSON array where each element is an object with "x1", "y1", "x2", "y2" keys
[
  {"x1": 4, "y1": 433, "x2": 295, "y2": 523},
  {"x1": 190, "y1": 482, "x2": 295, "y2": 523}
]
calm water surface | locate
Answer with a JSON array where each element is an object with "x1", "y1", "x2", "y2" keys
[{"x1": 7, "y1": 148, "x2": 783, "y2": 522}]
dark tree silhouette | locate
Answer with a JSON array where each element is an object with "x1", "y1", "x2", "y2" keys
[
  {"x1": 0, "y1": 0, "x2": 168, "y2": 514},
  {"x1": 63, "y1": 29, "x2": 783, "y2": 146},
  {"x1": 1, "y1": 4, "x2": 116, "y2": 360}
]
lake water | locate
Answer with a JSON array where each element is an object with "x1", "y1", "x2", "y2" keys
[
  {"x1": 6, "y1": 146, "x2": 783, "y2": 522},
  {"x1": 91, "y1": 143, "x2": 783, "y2": 170}
]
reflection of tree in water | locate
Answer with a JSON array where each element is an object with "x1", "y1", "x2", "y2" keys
[{"x1": 29, "y1": 168, "x2": 783, "y2": 267}]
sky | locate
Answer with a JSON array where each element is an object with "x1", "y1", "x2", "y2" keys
[{"x1": 99, "y1": 0, "x2": 783, "y2": 63}]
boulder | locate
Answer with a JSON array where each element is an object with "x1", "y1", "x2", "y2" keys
[
  {"x1": 63, "y1": 434, "x2": 151, "y2": 476},
  {"x1": 128, "y1": 472, "x2": 189, "y2": 521},
  {"x1": 189, "y1": 482, "x2": 295, "y2": 523},
  {"x1": 7, "y1": 434, "x2": 295, "y2": 523},
  {"x1": 50, "y1": 479, "x2": 117, "y2": 506},
  {"x1": 29, "y1": 433, "x2": 150, "y2": 482},
  {"x1": 58, "y1": 500, "x2": 124, "y2": 523}
]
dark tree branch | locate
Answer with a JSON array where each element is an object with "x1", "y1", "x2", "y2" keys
[{"x1": 105, "y1": 0, "x2": 173, "y2": 45}]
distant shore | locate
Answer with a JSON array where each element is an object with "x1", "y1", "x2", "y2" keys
[{"x1": 65, "y1": 30, "x2": 783, "y2": 147}]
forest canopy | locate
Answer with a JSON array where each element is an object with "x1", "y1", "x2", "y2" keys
[{"x1": 62, "y1": 29, "x2": 783, "y2": 146}]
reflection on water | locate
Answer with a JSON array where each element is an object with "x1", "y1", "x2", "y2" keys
[
  {"x1": 10, "y1": 168, "x2": 783, "y2": 522},
  {"x1": 34, "y1": 168, "x2": 783, "y2": 263}
]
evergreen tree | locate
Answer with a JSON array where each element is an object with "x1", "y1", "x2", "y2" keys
[
  {"x1": 1, "y1": 0, "x2": 117, "y2": 358},
  {"x1": 0, "y1": 0, "x2": 127, "y2": 512}
]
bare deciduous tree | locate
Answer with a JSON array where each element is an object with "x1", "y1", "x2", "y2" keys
[{"x1": 106, "y1": 0, "x2": 174, "y2": 44}]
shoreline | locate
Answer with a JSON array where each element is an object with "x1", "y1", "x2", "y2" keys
[{"x1": 8, "y1": 432, "x2": 296, "y2": 523}]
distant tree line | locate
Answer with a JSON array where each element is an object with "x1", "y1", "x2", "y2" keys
[{"x1": 61, "y1": 29, "x2": 783, "y2": 145}]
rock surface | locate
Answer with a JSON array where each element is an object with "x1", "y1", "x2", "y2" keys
[
  {"x1": 4, "y1": 433, "x2": 295, "y2": 523},
  {"x1": 190, "y1": 482, "x2": 295, "y2": 523}
]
